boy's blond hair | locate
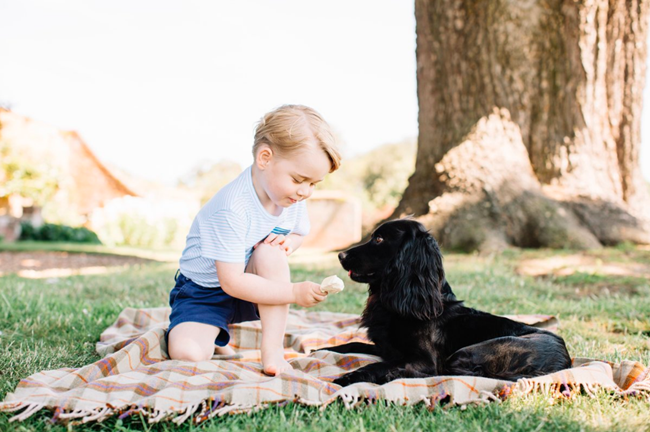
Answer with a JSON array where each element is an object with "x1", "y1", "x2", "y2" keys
[{"x1": 253, "y1": 105, "x2": 341, "y2": 172}]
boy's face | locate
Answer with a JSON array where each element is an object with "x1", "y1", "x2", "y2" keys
[{"x1": 257, "y1": 143, "x2": 331, "y2": 209}]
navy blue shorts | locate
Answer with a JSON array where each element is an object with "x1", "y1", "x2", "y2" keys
[{"x1": 166, "y1": 271, "x2": 259, "y2": 347}]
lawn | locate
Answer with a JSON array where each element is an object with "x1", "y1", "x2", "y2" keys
[{"x1": 0, "y1": 243, "x2": 649, "y2": 431}]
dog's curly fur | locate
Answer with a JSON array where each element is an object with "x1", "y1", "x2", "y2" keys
[{"x1": 325, "y1": 219, "x2": 572, "y2": 386}]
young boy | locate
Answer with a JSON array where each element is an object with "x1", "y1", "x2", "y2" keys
[{"x1": 167, "y1": 105, "x2": 341, "y2": 376}]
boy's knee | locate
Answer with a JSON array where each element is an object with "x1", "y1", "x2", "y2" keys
[
  {"x1": 169, "y1": 341, "x2": 212, "y2": 362},
  {"x1": 250, "y1": 243, "x2": 288, "y2": 265},
  {"x1": 247, "y1": 243, "x2": 289, "y2": 277}
]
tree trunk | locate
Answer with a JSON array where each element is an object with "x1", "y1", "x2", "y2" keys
[{"x1": 394, "y1": 0, "x2": 650, "y2": 251}]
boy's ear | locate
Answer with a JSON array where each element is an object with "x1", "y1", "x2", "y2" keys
[{"x1": 256, "y1": 144, "x2": 273, "y2": 169}]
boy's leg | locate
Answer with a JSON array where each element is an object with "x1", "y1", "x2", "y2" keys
[
  {"x1": 168, "y1": 322, "x2": 233, "y2": 361},
  {"x1": 246, "y1": 243, "x2": 292, "y2": 376}
]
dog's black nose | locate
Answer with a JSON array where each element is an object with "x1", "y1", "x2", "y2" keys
[{"x1": 338, "y1": 252, "x2": 347, "y2": 261}]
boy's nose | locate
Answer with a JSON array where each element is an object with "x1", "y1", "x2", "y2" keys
[{"x1": 297, "y1": 187, "x2": 310, "y2": 199}]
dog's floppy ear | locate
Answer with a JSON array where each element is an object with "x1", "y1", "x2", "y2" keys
[{"x1": 380, "y1": 230, "x2": 445, "y2": 320}]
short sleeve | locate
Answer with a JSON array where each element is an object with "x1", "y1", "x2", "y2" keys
[
  {"x1": 199, "y1": 210, "x2": 247, "y2": 262},
  {"x1": 292, "y1": 201, "x2": 311, "y2": 237}
]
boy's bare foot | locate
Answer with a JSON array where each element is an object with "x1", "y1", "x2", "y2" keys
[
  {"x1": 262, "y1": 347, "x2": 292, "y2": 376},
  {"x1": 215, "y1": 345, "x2": 236, "y2": 356}
]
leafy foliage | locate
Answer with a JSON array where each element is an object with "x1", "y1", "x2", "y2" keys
[
  {"x1": 19, "y1": 222, "x2": 101, "y2": 244},
  {"x1": 322, "y1": 139, "x2": 415, "y2": 207},
  {"x1": 89, "y1": 196, "x2": 196, "y2": 249},
  {"x1": 320, "y1": 138, "x2": 417, "y2": 231},
  {"x1": 0, "y1": 139, "x2": 60, "y2": 204}
]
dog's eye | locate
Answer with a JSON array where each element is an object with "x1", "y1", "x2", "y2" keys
[{"x1": 374, "y1": 236, "x2": 384, "y2": 244}]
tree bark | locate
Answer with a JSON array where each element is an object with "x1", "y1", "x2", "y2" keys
[{"x1": 394, "y1": 0, "x2": 650, "y2": 251}]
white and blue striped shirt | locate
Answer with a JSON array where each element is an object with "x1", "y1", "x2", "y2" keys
[{"x1": 179, "y1": 165, "x2": 310, "y2": 287}]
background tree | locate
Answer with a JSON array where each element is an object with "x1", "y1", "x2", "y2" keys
[
  {"x1": 393, "y1": 0, "x2": 650, "y2": 251},
  {"x1": 0, "y1": 136, "x2": 60, "y2": 206},
  {"x1": 320, "y1": 139, "x2": 417, "y2": 233}
]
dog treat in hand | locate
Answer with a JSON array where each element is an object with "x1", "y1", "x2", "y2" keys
[{"x1": 320, "y1": 275, "x2": 344, "y2": 294}]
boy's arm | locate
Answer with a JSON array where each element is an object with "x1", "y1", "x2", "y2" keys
[{"x1": 216, "y1": 261, "x2": 324, "y2": 307}]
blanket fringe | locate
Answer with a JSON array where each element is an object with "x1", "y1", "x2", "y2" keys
[
  {"x1": 619, "y1": 381, "x2": 650, "y2": 398},
  {"x1": 8, "y1": 403, "x2": 45, "y2": 422},
  {"x1": 3, "y1": 373, "x2": 650, "y2": 425},
  {"x1": 294, "y1": 397, "x2": 322, "y2": 407},
  {"x1": 514, "y1": 379, "x2": 650, "y2": 401},
  {"x1": 207, "y1": 403, "x2": 257, "y2": 419},
  {"x1": 148, "y1": 408, "x2": 171, "y2": 423},
  {"x1": 171, "y1": 402, "x2": 201, "y2": 425},
  {"x1": 476, "y1": 390, "x2": 500, "y2": 404},
  {"x1": 81, "y1": 406, "x2": 113, "y2": 423},
  {"x1": 0, "y1": 403, "x2": 29, "y2": 413},
  {"x1": 515, "y1": 380, "x2": 583, "y2": 399},
  {"x1": 339, "y1": 392, "x2": 362, "y2": 409},
  {"x1": 57, "y1": 408, "x2": 95, "y2": 421}
]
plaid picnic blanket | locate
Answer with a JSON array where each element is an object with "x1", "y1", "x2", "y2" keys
[{"x1": 1, "y1": 307, "x2": 649, "y2": 425}]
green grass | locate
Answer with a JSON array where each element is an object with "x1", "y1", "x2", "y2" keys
[{"x1": 1, "y1": 246, "x2": 650, "y2": 431}]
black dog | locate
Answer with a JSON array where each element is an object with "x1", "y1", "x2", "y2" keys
[{"x1": 324, "y1": 219, "x2": 571, "y2": 386}]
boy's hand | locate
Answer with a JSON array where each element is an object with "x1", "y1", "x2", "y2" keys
[
  {"x1": 254, "y1": 234, "x2": 293, "y2": 256},
  {"x1": 292, "y1": 281, "x2": 327, "y2": 307}
]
